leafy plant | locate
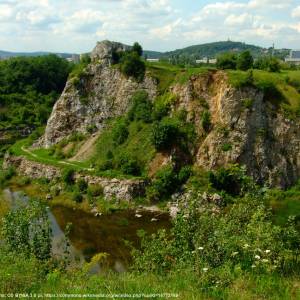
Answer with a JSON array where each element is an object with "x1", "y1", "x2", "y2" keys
[
  {"x1": 201, "y1": 110, "x2": 211, "y2": 132},
  {"x1": 2, "y1": 198, "x2": 52, "y2": 260}
]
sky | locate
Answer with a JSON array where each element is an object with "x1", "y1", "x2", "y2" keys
[{"x1": 0, "y1": 0, "x2": 300, "y2": 53}]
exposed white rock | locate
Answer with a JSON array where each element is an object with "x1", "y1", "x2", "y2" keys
[{"x1": 38, "y1": 40, "x2": 157, "y2": 148}]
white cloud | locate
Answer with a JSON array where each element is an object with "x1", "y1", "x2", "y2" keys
[
  {"x1": 224, "y1": 13, "x2": 254, "y2": 26},
  {"x1": 292, "y1": 6, "x2": 300, "y2": 18},
  {"x1": 0, "y1": 0, "x2": 299, "y2": 52}
]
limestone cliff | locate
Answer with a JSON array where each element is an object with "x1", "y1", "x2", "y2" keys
[
  {"x1": 39, "y1": 40, "x2": 157, "y2": 148},
  {"x1": 171, "y1": 71, "x2": 300, "y2": 188}
]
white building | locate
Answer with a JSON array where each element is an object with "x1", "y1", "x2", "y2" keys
[
  {"x1": 146, "y1": 58, "x2": 159, "y2": 62},
  {"x1": 285, "y1": 50, "x2": 300, "y2": 65},
  {"x1": 196, "y1": 57, "x2": 217, "y2": 64}
]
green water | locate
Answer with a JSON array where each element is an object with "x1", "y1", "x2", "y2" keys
[{"x1": 4, "y1": 189, "x2": 171, "y2": 273}]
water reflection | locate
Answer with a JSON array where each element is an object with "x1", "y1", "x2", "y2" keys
[{"x1": 3, "y1": 189, "x2": 170, "y2": 273}]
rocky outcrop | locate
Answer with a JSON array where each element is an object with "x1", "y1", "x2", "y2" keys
[
  {"x1": 90, "y1": 40, "x2": 130, "y2": 66},
  {"x1": 39, "y1": 40, "x2": 157, "y2": 148},
  {"x1": 3, "y1": 154, "x2": 146, "y2": 201},
  {"x1": 74, "y1": 174, "x2": 146, "y2": 202},
  {"x1": 171, "y1": 71, "x2": 300, "y2": 188},
  {"x1": 3, "y1": 153, "x2": 60, "y2": 180}
]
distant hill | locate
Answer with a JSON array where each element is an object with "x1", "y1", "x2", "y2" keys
[
  {"x1": 1, "y1": 41, "x2": 290, "y2": 61},
  {"x1": 0, "y1": 50, "x2": 75, "y2": 59},
  {"x1": 163, "y1": 41, "x2": 264, "y2": 58},
  {"x1": 144, "y1": 41, "x2": 290, "y2": 60}
]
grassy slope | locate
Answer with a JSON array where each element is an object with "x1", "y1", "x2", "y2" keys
[
  {"x1": 92, "y1": 120, "x2": 156, "y2": 177},
  {"x1": 227, "y1": 69, "x2": 300, "y2": 116}
]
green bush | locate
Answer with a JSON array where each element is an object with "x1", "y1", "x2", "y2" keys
[
  {"x1": 221, "y1": 143, "x2": 232, "y2": 152},
  {"x1": 127, "y1": 91, "x2": 152, "y2": 123},
  {"x1": 2, "y1": 198, "x2": 52, "y2": 260},
  {"x1": 112, "y1": 119, "x2": 129, "y2": 145},
  {"x1": 178, "y1": 166, "x2": 192, "y2": 184},
  {"x1": 151, "y1": 118, "x2": 179, "y2": 150},
  {"x1": 147, "y1": 165, "x2": 178, "y2": 201},
  {"x1": 254, "y1": 57, "x2": 281, "y2": 72},
  {"x1": 201, "y1": 110, "x2": 211, "y2": 132},
  {"x1": 209, "y1": 164, "x2": 251, "y2": 196},
  {"x1": 72, "y1": 192, "x2": 83, "y2": 203},
  {"x1": 132, "y1": 42, "x2": 143, "y2": 57},
  {"x1": 237, "y1": 51, "x2": 254, "y2": 71},
  {"x1": 217, "y1": 53, "x2": 237, "y2": 70},
  {"x1": 133, "y1": 184, "x2": 300, "y2": 288},
  {"x1": 152, "y1": 94, "x2": 175, "y2": 121},
  {"x1": 87, "y1": 185, "x2": 104, "y2": 197},
  {"x1": 62, "y1": 168, "x2": 75, "y2": 185},
  {"x1": 77, "y1": 178, "x2": 88, "y2": 193},
  {"x1": 120, "y1": 52, "x2": 146, "y2": 82},
  {"x1": 116, "y1": 153, "x2": 141, "y2": 176}
]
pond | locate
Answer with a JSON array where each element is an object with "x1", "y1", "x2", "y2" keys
[{"x1": 3, "y1": 189, "x2": 171, "y2": 273}]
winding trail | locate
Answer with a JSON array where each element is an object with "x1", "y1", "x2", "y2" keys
[{"x1": 21, "y1": 146, "x2": 94, "y2": 172}]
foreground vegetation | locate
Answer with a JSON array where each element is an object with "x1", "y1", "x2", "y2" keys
[{"x1": 1, "y1": 166, "x2": 300, "y2": 299}]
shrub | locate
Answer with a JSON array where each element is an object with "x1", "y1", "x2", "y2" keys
[
  {"x1": 62, "y1": 168, "x2": 75, "y2": 185},
  {"x1": 0, "y1": 167, "x2": 15, "y2": 187},
  {"x1": 201, "y1": 110, "x2": 211, "y2": 132},
  {"x1": 133, "y1": 184, "x2": 300, "y2": 285},
  {"x1": 77, "y1": 178, "x2": 88, "y2": 193},
  {"x1": 178, "y1": 166, "x2": 193, "y2": 184},
  {"x1": 127, "y1": 91, "x2": 152, "y2": 123},
  {"x1": 242, "y1": 98, "x2": 254, "y2": 109},
  {"x1": 2, "y1": 199, "x2": 52, "y2": 260},
  {"x1": 152, "y1": 95, "x2": 172, "y2": 121},
  {"x1": 112, "y1": 119, "x2": 129, "y2": 145},
  {"x1": 221, "y1": 143, "x2": 232, "y2": 152},
  {"x1": 209, "y1": 164, "x2": 250, "y2": 196},
  {"x1": 87, "y1": 185, "x2": 104, "y2": 197},
  {"x1": 147, "y1": 165, "x2": 178, "y2": 201},
  {"x1": 254, "y1": 57, "x2": 281, "y2": 72},
  {"x1": 216, "y1": 53, "x2": 237, "y2": 70},
  {"x1": 132, "y1": 42, "x2": 143, "y2": 57},
  {"x1": 237, "y1": 51, "x2": 254, "y2": 71},
  {"x1": 120, "y1": 52, "x2": 146, "y2": 82},
  {"x1": 151, "y1": 118, "x2": 179, "y2": 150},
  {"x1": 116, "y1": 153, "x2": 141, "y2": 176},
  {"x1": 72, "y1": 192, "x2": 83, "y2": 203}
]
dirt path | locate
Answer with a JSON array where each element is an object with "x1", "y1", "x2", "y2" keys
[
  {"x1": 69, "y1": 133, "x2": 100, "y2": 162},
  {"x1": 21, "y1": 146, "x2": 94, "y2": 171}
]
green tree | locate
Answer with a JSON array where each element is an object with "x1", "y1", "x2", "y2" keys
[
  {"x1": 237, "y1": 51, "x2": 254, "y2": 71},
  {"x1": 120, "y1": 52, "x2": 146, "y2": 81},
  {"x1": 216, "y1": 53, "x2": 237, "y2": 70},
  {"x1": 132, "y1": 42, "x2": 143, "y2": 57}
]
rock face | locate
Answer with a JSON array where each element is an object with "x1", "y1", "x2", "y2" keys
[
  {"x1": 171, "y1": 71, "x2": 300, "y2": 188},
  {"x1": 3, "y1": 154, "x2": 146, "y2": 201},
  {"x1": 39, "y1": 40, "x2": 157, "y2": 148},
  {"x1": 3, "y1": 153, "x2": 60, "y2": 180},
  {"x1": 90, "y1": 40, "x2": 130, "y2": 66}
]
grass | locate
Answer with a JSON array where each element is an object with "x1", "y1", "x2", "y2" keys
[
  {"x1": 10, "y1": 139, "x2": 90, "y2": 170},
  {"x1": 0, "y1": 247, "x2": 300, "y2": 300},
  {"x1": 227, "y1": 69, "x2": 300, "y2": 117},
  {"x1": 92, "y1": 119, "x2": 156, "y2": 177},
  {"x1": 146, "y1": 62, "x2": 214, "y2": 94}
]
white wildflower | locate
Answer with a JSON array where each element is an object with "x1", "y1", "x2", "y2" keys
[
  {"x1": 265, "y1": 250, "x2": 271, "y2": 254},
  {"x1": 198, "y1": 246, "x2": 204, "y2": 250},
  {"x1": 262, "y1": 259, "x2": 269, "y2": 263},
  {"x1": 202, "y1": 267, "x2": 209, "y2": 272},
  {"x1": 255, "y1": 255, "x2": 261, "y2": 260}
]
